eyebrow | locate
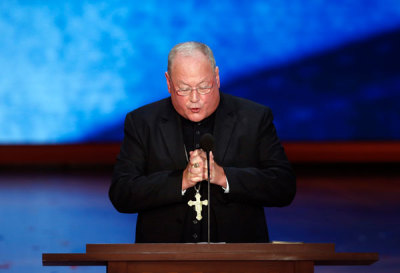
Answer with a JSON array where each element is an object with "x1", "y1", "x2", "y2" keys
[{"x1": 177, "y1": 79, "x2": 211, "y2": 87}]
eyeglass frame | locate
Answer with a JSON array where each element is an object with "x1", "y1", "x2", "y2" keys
[{"x1": 170, "y1": 78, "x2": 215, "y2": 96}]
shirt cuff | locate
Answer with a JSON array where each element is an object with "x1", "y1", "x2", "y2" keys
[{"x1": 221, "y1": 177, "x2": 230, "y2": 193}]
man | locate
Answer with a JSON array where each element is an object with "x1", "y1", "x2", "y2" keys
[{"x1": 109, "y1": 41, "x2": 296, "y2": 243}]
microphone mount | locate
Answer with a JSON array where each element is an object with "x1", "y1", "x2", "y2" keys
[{"x1": 200, "y1": 133, "x2": 214, "y2": 244}]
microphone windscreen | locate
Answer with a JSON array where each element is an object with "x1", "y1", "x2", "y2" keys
[{"x1": 200, "y1": 133, "x2": 214, "y2": 152}]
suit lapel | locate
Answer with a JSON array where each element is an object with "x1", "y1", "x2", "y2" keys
[
  {"x1": 214, "y1": 93, "x2": 237, "y2": 163},
  {"x1": 159, "y1": 101, "x2": 187, "y2": 169}
]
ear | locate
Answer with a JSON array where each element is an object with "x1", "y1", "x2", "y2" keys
[
  {"x1": 215, "y1": 66, "x2": 220, "y2": 89},
  {"x1": 165, "y1": 71, "x2": 172, "y2": 94}
]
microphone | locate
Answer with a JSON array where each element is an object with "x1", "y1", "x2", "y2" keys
[
  {"x1": 200, "y1": 133, "x2": 214, "y2": 244},
  {"x1": 200, "y1": 133, "x2": 214, "y2": 153}
]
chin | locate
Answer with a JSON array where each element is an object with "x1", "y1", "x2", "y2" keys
[{"x1": 186, "y1": 113, "x2": 205, "y2": 122}]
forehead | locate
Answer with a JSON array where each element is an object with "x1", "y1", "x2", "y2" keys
[{"x1": 170, "y1": 51, "x2": 214, "y2": 77}]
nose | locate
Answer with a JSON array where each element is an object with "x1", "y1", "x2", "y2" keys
[{"x1": 189, "y1": 89, "x2": 200, "y2": 102}]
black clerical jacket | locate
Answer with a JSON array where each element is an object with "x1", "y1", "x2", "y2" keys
[{"x1": 109, "y1": 92, "x2": 296, "y2": 243}]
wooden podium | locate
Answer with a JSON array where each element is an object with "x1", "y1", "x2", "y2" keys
[{"x1": 42, "y1": 243, "x2": 378, "y2": 273}]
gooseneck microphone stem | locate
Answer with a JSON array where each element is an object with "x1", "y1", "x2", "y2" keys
[
  {"x1": 206, "y1": 151, "x2": 211, "y2": 244},
  {"x1": 200, "y1": 133, "x2": 214, "y2": 244}
]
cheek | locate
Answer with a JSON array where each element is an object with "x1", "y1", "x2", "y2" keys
[
  {"x1": 179, "y1": 97, "x2": 189, "y2": 108},
  {"x1": 205, "y1": 93, "x2": 219, "y2": 110},
  {"x1": 172, "y1": 96, "x2": 188, "y2": 111}
]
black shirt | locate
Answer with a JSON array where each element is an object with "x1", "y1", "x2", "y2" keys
[{"x1": 180, "y1": 112, "x2": 218, "y2": 242}]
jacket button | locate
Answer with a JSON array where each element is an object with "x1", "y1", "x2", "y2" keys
[
  {"x1": 192, "y1": 233, "x2": 198, "y2": 239},
  {"x1": 193, "y1": 219, "x2": 198, "y2": 224}
]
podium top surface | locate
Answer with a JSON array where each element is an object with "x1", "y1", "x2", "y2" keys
[{"x1": 42, "y1": 243, "x2": 379, "y2": 266}]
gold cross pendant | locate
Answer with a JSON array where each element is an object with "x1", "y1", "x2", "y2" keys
[{"x1": 188, "y1": 192, "x2": 208, "y2": 220}]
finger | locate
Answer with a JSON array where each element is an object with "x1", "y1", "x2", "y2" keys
[
  {"x1": 190, "y1": 154, "x2": 203, "y2": 162},
  {"x1": 195, "y1": 148, "x2": 205, "y2": 154},
  {"x1": 191, "y1": 175, "x2": 203, "y2": 182},
  {"x1": 192, "y1": 153, "x2": 206, "y2": 167},
  {"x1": 190, "y1": 158, "x2": 204, "y2": 169},
  {"x1": 188, "y1": 172, "x2": 204, "y2": 185},
  {"x1": 190, "y1": 166, "x2": 202, "y2": 174},
  {"x1": 189, "y1": 161, "x2": 205, "y2": 180},
  {"x1": 208, "y1": 152, "x2": 213, "y2": 168},
  {"x1": 209, "y1": 152, "x2": 216, "y2": 182},
  {"x1": 199, "y1": 149, "x2": 207, "y2": 159},
  {"x1": 189, "y1": 152, "x2": 200, "y2": 163},
  {"x1": 191, "y1": 149, "x2": 201, "y2": 157}
]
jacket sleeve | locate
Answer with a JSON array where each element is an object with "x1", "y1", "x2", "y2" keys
[
  {"x1": 109, "y1": 112, "x2": 184, "y2": 213},
  {"x1": 223, "y1": 107, "x2": 296, "y2": 207}
]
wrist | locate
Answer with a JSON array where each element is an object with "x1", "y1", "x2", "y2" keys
[
  {"x1": 219, "y1": 175, "x2": 227, "y2": 188},
  {"x1": 182, "y1": 169, "x2": 189, "y2": 191},
  {"x1": 215, "y1": 171, "x2": 227, "y2": 188}
]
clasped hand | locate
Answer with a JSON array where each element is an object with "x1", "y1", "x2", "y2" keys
[{"x1": 182, "y1": 149, "x2": 226, "y2": 191}]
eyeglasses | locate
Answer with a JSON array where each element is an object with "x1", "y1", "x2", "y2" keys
[{"x1": 173, "y1": 82, "x2": 214, "y2": 96}]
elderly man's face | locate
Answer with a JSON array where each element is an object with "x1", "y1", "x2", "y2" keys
[{"x1": 165, "y1": 51, "x2": 220, "y2": 122}]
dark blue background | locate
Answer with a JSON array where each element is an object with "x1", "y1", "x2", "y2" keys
[
  {"x1": 1, "y1": 0, "x2": 399, "y2": 143},
  {"x1": 1, "y1": 2, "x2": 399, "y2": 272}
]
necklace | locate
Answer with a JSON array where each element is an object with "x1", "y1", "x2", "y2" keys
[{"x1": 184, "y1": 144, "x2": 207, "y2": 221}]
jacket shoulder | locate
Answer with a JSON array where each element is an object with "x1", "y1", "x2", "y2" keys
[{"x1": 127, "y1": 97, "x2": 173, "y2": 120}]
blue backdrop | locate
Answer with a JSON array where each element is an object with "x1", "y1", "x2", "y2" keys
[{"x1": 1, "y1": 0, "x2": 399, "y2": 143}]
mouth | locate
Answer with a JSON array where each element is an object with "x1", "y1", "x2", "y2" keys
[{"x1": 190, "y1": 108, "x2": 200, "y2": 113}]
